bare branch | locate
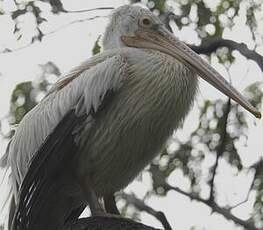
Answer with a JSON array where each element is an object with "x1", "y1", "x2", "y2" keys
[
  {"x1": 0, "y1": 6, "x2": 114, "y2": 16},
  {"x1": 209, "y1": 99, "x2": 231, "y2": 201},
  {"x1": 159, "y1": 10, "x2": 263, "y2": 72},
  {"x1": 64, "y1": 7, "x2": 114, "y2": 14},
  {"x1": 164, "y1": 183, "x2": 258, "y2": 230},
  {"x1": 190, "y1": 38, "x2": 263, "y2": 72},
  {"x1": 0, "y1": 16, "x2": 105, "y2": 54},
  {"x1": 229, "y1": 192, "x2": 250, "y2": 210},
  {"x1": 70, "y1": 216, "x2": 161, "y2": 230},
  {"x1": 119, "y1": 193, "x2": 172, "y2": 230},
  {"x1": 161, "y1": 99, "x2": 259, "y2": 229},
  {"x1": 2, "y1": 7, "x2": 263, "y2": 75},
  {"x1": 45, "y1": 16, "x2": 106, "y2": 36}
]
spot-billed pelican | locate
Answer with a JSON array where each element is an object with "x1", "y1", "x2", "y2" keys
[{"x1": 1, "y1": 4, "x2": 261, "y2": 230}]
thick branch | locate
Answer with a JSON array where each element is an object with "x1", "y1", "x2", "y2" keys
[
  {"x1": 164, "y1": 183, "x2": 258, "y2": 230},
  {"x1": 70, "y1": 216, "x2": 161, "y2": 230},
  {"x1": 190, "y1": 38, "x2": 263, "y2": 72},
  {"x1": 119, "y1": 193, "x2": 172, "y2": 230}
]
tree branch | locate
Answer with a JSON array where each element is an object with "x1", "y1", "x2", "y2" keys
[
  {"x1": 190, "y1": 38, "x2": 263, "y2": 72},
  {"x1": 1, "y1": 16, "x2": 105, "y2": 53},
  {"x1": 164, "y1": 183, "x2": 258, "y2": 230},
  {"x1": 158, "y1": 99, "x2": 259, "y2": 229},
  {"x1": 209, "y1": 99, "x2": 231, "y2": 201},
  {"x1": 2, "y1": 8, "x2": 263, "y2": 75},
  {"x1": 63, "y1": 7, "x2": 114, "y2": 14},
  {"x1": 229, "y1": 189, "x2": 251, "y2": 210},
  {"x1": 3, "y1": 35, "x2": 263, "y2": 76},
  {"x1": 70, "y1": 216, "x2": 162, "y2": 230},
  {"x1": 119, "y1": 193, "x2": 172, "y2": 230},
  {"x1": 45, "y1": 16, "x2": 106, "y2": 36}
]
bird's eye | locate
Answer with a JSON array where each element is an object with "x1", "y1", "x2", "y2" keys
[{"x1": 139, "y1": 17, "x2": 152, "y2": 27}]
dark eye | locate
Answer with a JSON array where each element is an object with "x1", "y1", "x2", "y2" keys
[{"x1": 139, "y1": 17, "x2": 152, "y2": 27}]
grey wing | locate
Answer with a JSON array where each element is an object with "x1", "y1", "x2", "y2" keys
[
  {"x1": 10, "y1": 53, "x2": 128, "y2": 230},
  {"x1": 6, "y1": 52, "x2": 128, "y2": 200}
]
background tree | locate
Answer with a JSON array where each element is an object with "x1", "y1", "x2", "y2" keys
[{"x1": 0, "y1": 0, "x2": 263, "y2": 229}]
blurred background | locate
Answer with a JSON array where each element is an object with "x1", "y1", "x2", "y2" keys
[{"x1": 0, "y1": 0, "x2": 263, "y2": 229}]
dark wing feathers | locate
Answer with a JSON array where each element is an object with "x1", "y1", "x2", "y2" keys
[
  {"x1": 12, "y1": 54, "x2": 124, "y2": 229},
  {"x1": 13, "y1": 110, "x2": 86, "y2": 230},
  {"x1": 12, "y1": 86, "x2": 117, "y2": 230}
]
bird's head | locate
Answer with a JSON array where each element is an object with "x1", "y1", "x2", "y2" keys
[
  {"x1": 103, "y1": 5, "x2": 261, "y2": 119},
  {"x1": 102, "y1": 5, "x2": 154, "y2": 50}
]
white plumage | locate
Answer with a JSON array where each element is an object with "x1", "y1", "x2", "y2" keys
[
  {"x1": 5, "y1": 46, "x2": 197, "y2": 200},
  {"x1": 6, "y1": 50, "x2": 125, "y2": 199}
]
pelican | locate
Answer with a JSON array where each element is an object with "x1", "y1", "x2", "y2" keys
[{"x1": 1, "y1": 4, "x2": 261, "y2": 230}]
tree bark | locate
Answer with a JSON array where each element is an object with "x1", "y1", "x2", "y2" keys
[{"x1": 70, "y1": 216, "x2": 162, "y2": 230}]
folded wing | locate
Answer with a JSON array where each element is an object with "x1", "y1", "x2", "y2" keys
[{"x1": 8, "y1": 52, "x2": 129, "y2": 229}]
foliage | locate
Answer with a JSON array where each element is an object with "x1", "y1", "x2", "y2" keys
[
  {"x1": 3, "y1": 62, "x2": 60, "y2": 140},
  {"x1": 3, "y1": 0, "x2": 65, "y2": 46},
  {"x1": 1, "y1": 0, "x2": 263, "y2": 229},
  {"x1": 92, "y1": 36, "x2": 101, "y2": 55},
  {"x1": 131, "y1": 0, "x2": 263, "y2": 228}
]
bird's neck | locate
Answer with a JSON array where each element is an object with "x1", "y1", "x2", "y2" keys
[{"x1": 124, "y1": 48, "x2": 199, "y2": 128}]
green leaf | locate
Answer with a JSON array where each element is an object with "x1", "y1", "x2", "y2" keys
[{"x1": 92, "y1": 36, "x2": 101, "y2": 55}]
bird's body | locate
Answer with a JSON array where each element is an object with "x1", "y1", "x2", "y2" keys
[
  {"x1": 8, "y1": 47, "x2": 197, "y2": 199},
  {"x1": 76, "y1": 48, "x2": 197, "y2": 195},
  {"x1": 1, "y1": 5, "x2": 260, "y2": 230}
]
